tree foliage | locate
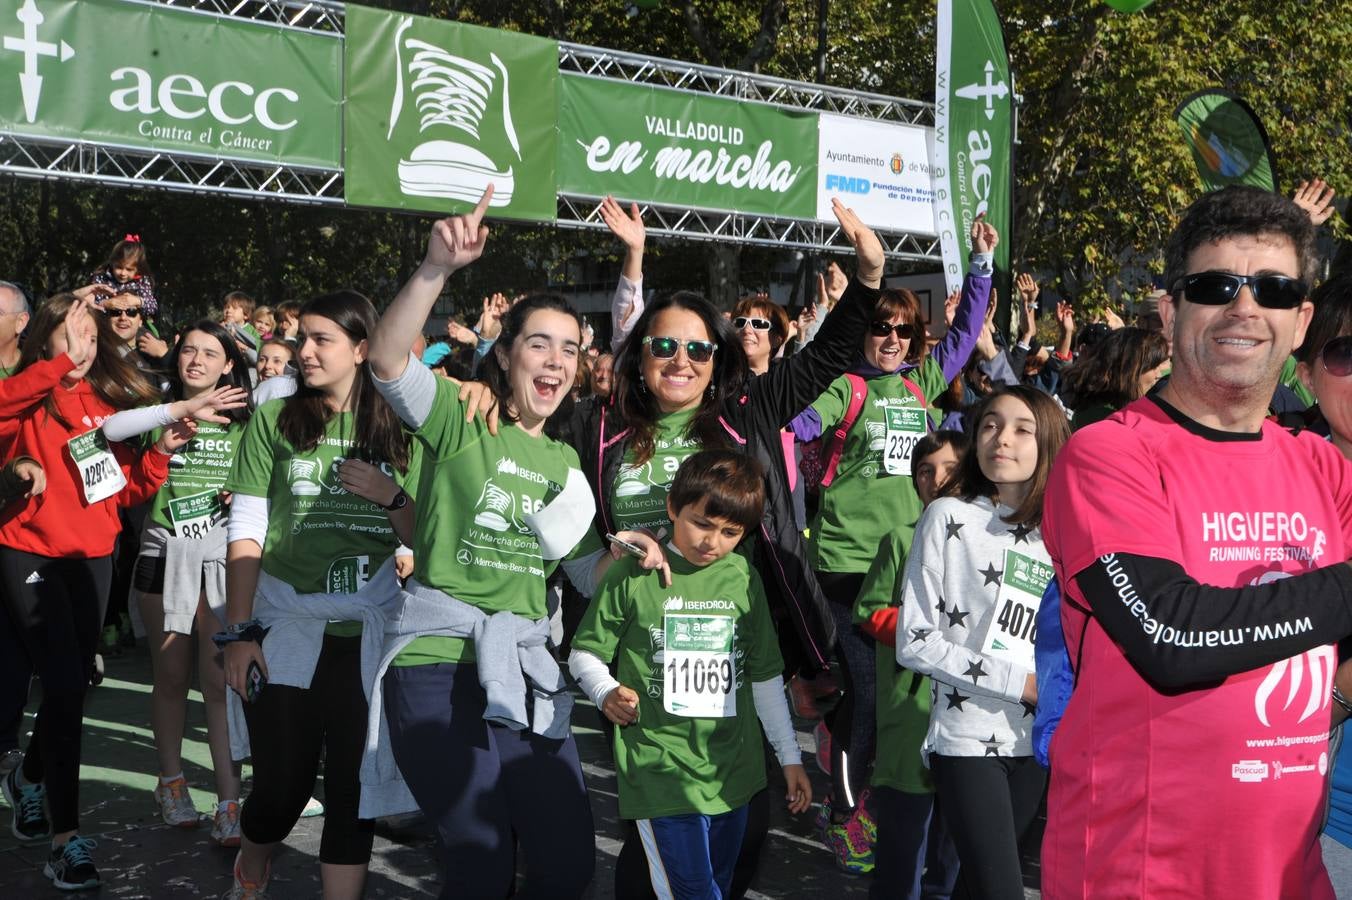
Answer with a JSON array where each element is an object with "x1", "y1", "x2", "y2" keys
[{"x1": 0, "y1": 0, "x2": 1348, "y2": 324}]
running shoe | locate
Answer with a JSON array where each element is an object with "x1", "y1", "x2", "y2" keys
[
  {"x1": 212, "y1": 801, "x2": 241, "y2": 848},
  {"x1": 2, "y1": 766, "x2": 50, "y2": 842},
  {"x1": 300, "y1": 796, "x2": 325, "y2": 818},
  {"x1": 813, "y1": 721, "x2": 832, "y2": 777},
  {"x1": 153, "y1": 775, "x2": 201, "y2": 828},
  {"x1": 222, "y1": 852, "x2": 270, "y2": 899},
  {"x1": 814, "y1": 796, "x2": 833, "y2": 837},
  {"x1": 855, "y1": 787, "x2": 877, "y2": 844},
  {"x1": 44, "y1": 834, "x2": 100, "y2": 891},
  {"x1": 822, "y1": 813, "x2": 875, "y2": 875}
]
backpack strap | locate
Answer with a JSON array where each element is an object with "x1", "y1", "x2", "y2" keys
[{"x1": 819, "y1": 373, "x2": 868, "y2": 489}]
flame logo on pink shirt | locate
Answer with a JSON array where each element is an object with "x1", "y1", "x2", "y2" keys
[{"x1": 1254, "y1": 646, "x2": 1335, "y2": 727}]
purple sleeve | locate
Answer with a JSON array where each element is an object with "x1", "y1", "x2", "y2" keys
[
  {"x1": 788, "y1": 407, "x2": 824, "y2": 443},
  {"x1": 930, "y1": 272, "x2": 991, "y2": 383}
]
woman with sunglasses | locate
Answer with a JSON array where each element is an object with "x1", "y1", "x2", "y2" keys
[
  {"x1": 790, "y1": 216, "x2": 996, "y2": 873},
  {"x1": 732, "y1": 297, "x2": 791, "y2": 376},
  {"x1": 1292, "y1": 273, "x2": 1352, "y2": 893},
  {"x1": 574, "y1": 198, "x2": 884, "y2": 899}
]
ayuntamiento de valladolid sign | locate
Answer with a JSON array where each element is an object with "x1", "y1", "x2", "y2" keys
[{"x1": 0, "y1": 0, "x2": 940, "y2": 234}]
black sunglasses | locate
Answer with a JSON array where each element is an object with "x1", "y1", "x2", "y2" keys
[
  {"x1": 869, "y1": 320, "x2": 910, "y2": 339},
  {"x1": 643, "y1": 335, "x2": 717, "y2": 364},
  {"x1": 733, "y1": 316, "x2": 771, "y2": 332},
  {"x1": 1174, "y1": 271, "x2": 1307, "y2": 310},
  {"x1": 102, "y1": 306, "x2": 143, "y2": 318},
  {"x1": 1320, "y1": 335, "x2": 1352, "y2": 377}
]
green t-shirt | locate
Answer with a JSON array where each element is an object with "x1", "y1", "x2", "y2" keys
[
  {"x1": 1280, "y1": 354, "x2": 1316, "y2": 408},
  {"x1": 807, "y1": 358, "x2": 946, "y2": 573},
  {"x1": 394, "y1": 376, "x2": 603, "y2": 666},
  {"x1": 224, "y1": 399, "x2": 418, "y2": 634},
  {"x1": 572, "y1": 550, "x2": 784, "y2": 820},
  {"x1": 610, "y1": 407, "x2": 700, "y2": 534},
  {"x1": 0, "y1": 362, "x2": 16, "y2": 379},
  {"x1": 148, "y1": 419, "x2": 242, "y2": 535},
  {"x1": 853, "y1": 529, "x2": 934, "y2": 794}
]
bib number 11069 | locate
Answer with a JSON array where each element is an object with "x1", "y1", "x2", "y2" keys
[{"x1": 663, "y1": 614, "x2": 737, "y2": 718}]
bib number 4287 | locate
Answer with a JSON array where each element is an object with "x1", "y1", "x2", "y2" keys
[{"x1": 67, "y1": 429, "x2": 127, "y2": 505}]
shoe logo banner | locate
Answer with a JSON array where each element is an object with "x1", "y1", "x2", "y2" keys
[
  {"x1": 0, "y1": 0, "x2": 341, "y2": 168},
  {"x1": 344, "y1": 6, "x2": 558, "y2": 222}
]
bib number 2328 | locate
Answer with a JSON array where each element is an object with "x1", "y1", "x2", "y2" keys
[
  {"x1": 883, "y1": 406, "x2": 927, "y2": 476},
  {"x1": 68, "y1": 430, "x2": 127, "y2": 505},
  {"x1": 663, "y1": 614, "x2": 737, "y2": 718}
]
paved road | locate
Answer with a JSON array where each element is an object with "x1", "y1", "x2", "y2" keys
[{"x1": 0, "y1": 651, "x2": 1039, "y2": 898}]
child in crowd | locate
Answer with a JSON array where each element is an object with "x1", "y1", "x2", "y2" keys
[
  {"x1": 570, "y1": 450, "x2": 812, "y2": 900},
  {"x1": 274, "y1": 301, "x2": 301, "y2": 344},
  {"x1": 255, "y1": 338, "x2": 294, "y2": 382},
  {"x1": 90, "y1": 234, "x2": 158, "y2": 316},
  {"x1": 853, "y1": 431, "x2": 967, "y2": 900},
  {"x1": 251, "y1": 306, "x2": 276, "y2": 341},
  {"x1": 221, "y1": 291, "x2": 261, "y2": 357},
  {"x1": 896, "y1": 386, "x2": 1069, "y2": 900}
]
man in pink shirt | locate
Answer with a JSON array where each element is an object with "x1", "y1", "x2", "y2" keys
[{"x1": 1043, "y1": 186, "x2": 1352, "y2": 899}]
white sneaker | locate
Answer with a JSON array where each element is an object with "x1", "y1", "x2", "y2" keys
[
  {"x1": 211, "y1": 801, "x2": 241, "y2": 847},
  {"x1": 153, "y1": 776, "x2": 200, "y2": 828}
]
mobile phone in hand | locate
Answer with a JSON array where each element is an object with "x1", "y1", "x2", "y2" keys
[{"x1": 606, "y1": 533, "x2": 647, "y2": 560}]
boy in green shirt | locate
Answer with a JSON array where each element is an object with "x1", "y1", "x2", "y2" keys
[{"x1": 570, "y1": 450, "x2": 811, "y2": 899}]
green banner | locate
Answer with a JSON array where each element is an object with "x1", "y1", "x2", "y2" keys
[
  {"x1": 934, "y1": 0, "x2": 1012, "y2": 296},
  {"x1": 558, "y1": 74, "x2": 818, "y2": 219},
  {"x1": 344, "y1": 6, "x2": 558, "y2": 222},
  {"x1": 0, "y1": 0, "x2": 341, "y2": 167},
  {"x1": 1174, "y1": 89, "x2": 1277, "y2": 193}
]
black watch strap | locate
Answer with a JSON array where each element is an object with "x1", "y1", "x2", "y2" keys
[{"x1": 383, "y1": 488, "x2": 409, "y2": 511}]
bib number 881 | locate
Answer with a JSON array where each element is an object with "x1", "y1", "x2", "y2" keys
[{"x1": 666, "y1": 657, "x2": 733, "y2": 696}]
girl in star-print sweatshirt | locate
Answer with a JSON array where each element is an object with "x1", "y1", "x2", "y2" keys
[{"x1": 895, "y1": 385, "x2": 1069, "y2": 900}]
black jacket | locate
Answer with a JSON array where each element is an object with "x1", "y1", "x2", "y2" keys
[{"x1": 570, "y1": 277, "x2": 878, "y2": 673}]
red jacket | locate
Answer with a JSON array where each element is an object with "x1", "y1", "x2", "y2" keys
[{"x1": 0, "y1": 364, "x2": 169, "y2": 558}]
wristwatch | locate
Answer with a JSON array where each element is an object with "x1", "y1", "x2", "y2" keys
[{"x1": 382, "y1": 488, "x2": 409, "y2": 511}]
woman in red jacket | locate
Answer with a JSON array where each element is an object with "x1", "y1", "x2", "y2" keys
[{"x1": 0, "y1": 292, "x2": 191, "y2": 891}]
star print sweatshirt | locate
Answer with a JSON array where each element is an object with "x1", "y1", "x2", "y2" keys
[{"x1": 896, "y1": 495, "x2": 1044, "y2": 760}]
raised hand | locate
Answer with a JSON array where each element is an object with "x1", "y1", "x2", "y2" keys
[
  {"x1": 1056, "y1": 300, "x2": 1076, "y2": 333},
  {"x1": 831, "y1": 198, "x2": 884, "y2": 288},
  {"x1": 970, "y1": 213, "x2": 999, "y2": 255},
  {"x1": 173, "y1": 385, "x2": 249, "y2": 424},
  {"x1": 62, "y1": 298, "x2": 96, "y2": 366},
  {"x1": 425, "y1": 185, "x2": 494, "y2": 277},
  {"x1": 1293, "y1": 178, "x2": 1336, "y2": 226},
  {"x1": 944, "y1": 288, "x2": 961, "y2": 328},
  {"x1": 137, "y1": 331, "x2": 170, "y2": 359},
  {"x1": 156, "y1": 417, "x2": 199, "y2": 454},
  {"x1": 598, "y1": 195, "x2": 646, "y2": 252},
  {"x1": 1016, "y1": 272, "x2": 1039, "y2": 306}
]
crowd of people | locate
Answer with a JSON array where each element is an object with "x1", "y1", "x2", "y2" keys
[{"x1": 0, "y1": 177, "x2": 1349, "y2": 900}]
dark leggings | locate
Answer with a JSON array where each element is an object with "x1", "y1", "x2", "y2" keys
[
  {"x1": 240, "y1": 632, "x2": 374, "y2": 865},
  {"x1": 0, "y1": 548, "x2": 110, "y2": 833},
  {"x1": 818, "y1": 570, "x2": 875, "y2": 812},
  {"x1": 384, "y1": 661, "x2": 594, "y2": 899},
  {"x1": 929, "y1": 755, "x2": 1046, "y2": 900}
]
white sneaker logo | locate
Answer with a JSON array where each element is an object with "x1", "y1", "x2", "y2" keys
[
  {"x1": 23, "y1": 571, "x2": 42, "y2": 584},
  {"x1": 386, "y1": 16, "x2": 519, "y2": 207},
  {"x1": 1, "y1": 0, "x2": 75, "y2": 124}
]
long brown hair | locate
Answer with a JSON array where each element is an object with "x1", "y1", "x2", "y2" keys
[
  {"x1": 17, "y1": 292, "x2": 160, "y2": 428},
  {"x1": 938, "y1": 385, "x2": 1069, "y2": 528},
  {"x1": 277, "y1": 291, "x2": 410, "y2": 473},
  {"x1": 871, "y1": 288, "x2": 928, "y2": 366}
]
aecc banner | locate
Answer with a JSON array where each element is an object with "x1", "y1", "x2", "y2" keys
[{"x1": 0, "y1": 0, "x2": 342, "y2": 168}]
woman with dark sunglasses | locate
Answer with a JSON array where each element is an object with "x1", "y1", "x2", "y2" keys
[
  {"x1": 1292, "y1": 273, "x2": 1352, "y2": 892},
  {"x1": 788, "y1": 216, "x2": 995, "y2": 875},
  {"x1": 571, "y1": 198, "x2": 884, "y2": 899}
]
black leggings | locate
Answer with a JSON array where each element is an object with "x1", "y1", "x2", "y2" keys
[
  {"x1": 240, "y1": 632, "x2": 374, "y2": 865},
  {"x1": 0, "y1": 548, "x2": 110, "y2": 833},
  {"x1": 930, "y1": 755, "x2": 1046, "y2": 900},
  {"x1": 818, "y1": 570, "x2": 875, "y2": 812}
]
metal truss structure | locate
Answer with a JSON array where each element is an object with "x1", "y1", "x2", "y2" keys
[{"x1": 0, "y1": 0, "x2": 940, "y2": 260}]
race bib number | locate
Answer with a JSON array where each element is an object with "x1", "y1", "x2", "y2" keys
[
  {"x1": 168, "y1": 489, "x2": 223, "y2": 540},
  {"x1": 978, "y1": 549, "x2": 1053, "y2": 671},
  {"x1": 883, "y1": 406, "x2": 927, "y2": 476},
  {"x1": 663, "y1": 614, "x2": 737, "y2": 718},
  {"x1": 67, "y1": 429, "x2": 127, "y2": 505}
]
